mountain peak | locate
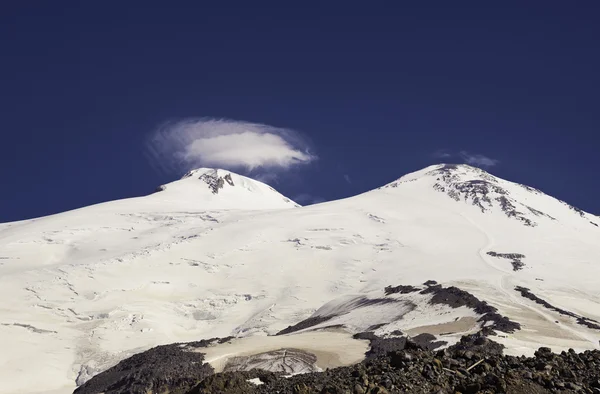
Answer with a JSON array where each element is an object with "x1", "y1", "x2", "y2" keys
[
  {"x1": 153, "y1": 168, "x2": 300, "y2": 209},
  {"x1": 181, "y1": 168, "x2": 233, "y2": 180},
  {"x1": 395, "y1": 163, "x2": 496, "y2": 184},
  {"x1": 383, "y1": 163, "x2": 496, "y2": 188},
  {"x1": 382, "y1": 163, "x2": 598, "y2": 228}
]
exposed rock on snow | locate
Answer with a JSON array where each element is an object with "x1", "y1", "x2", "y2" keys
[
  {"x1": 73, "y1": 338, "x2": 228, "y2": 394},
  {"x1": 420, "y1": 282, "x2": 521, "y2": 334},
  {"x1": 384, "y1": 163, "x2": 599, "y2": 228},
  {"x1": 486, "y1": 251, "x2": 527, "y2": 271},
  {"x1": 384, "y1": 285, "x2": 421, "y2": 295},
  {"x1": 515, "y1": 286, "x2": 600, "y2": 331},
  {"x1": 194, "y1": 170, "x2": 235, "y2": 194},
  {"x1": 150, "y1": 167, "x2": 300, "y2": 209},
  {"x1": 277, "y1": 282, "x2": 520, "y2": 342}
]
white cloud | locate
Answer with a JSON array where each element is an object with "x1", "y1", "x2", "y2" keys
[
  {"x1": 344, "y1": 174, "x2": 352, "y2": 184},
  {"x1": 147, "y1": 118, "x2": 316, "y2": 174},
  {"x1": 459, "y1": 151, "x2": 499, "y2": 167}
]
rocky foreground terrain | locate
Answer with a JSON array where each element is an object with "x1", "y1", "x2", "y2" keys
[{"x1": 76, "y1": 330, "x2": 600, "y2": 394}]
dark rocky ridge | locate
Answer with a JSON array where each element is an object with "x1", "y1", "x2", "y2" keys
[
  {"x1": 420, "y1": 282, "x2": 521, "y2": 333},
  {"x1": 198, "y1": 172, "x2": 234, "y2": 194},
  {"x1": 423, "y1": 165, "x2": 541, "y2": 227},
  {"x1": 354, "y1": 332, "x2": 449, "y2": 358},
  {"x1": 487, "y1": 251, "x2": 526, "y2": 271},
  {"x1": 74, "y1": 331, "x2": 600, "y2": 394},
  {"x1": 527, "y1": 205, "x2": 557, "y2": 221},
  {"x1": 277, "y1": 316, "x2": 333, "y2": 336},
  {"x1": 276, "y1": 296, "x2": 413, "y2": 336},
  {"x1": 278, "y1": 282, "x2": 519, "y2": 337},
  {"x1": 74, "y1": 326, "x2": 600, "y2": 394},
  {"x1": 515, "y1": 286, "x2": 600, "y2": 331},
  {"x1": 153, "y1": 185, "x2": 167, "y2": 193},
  {"x1": 74, "y1": 337, "x2": 231, "y2": 394},
  {"x1": 384, "y1": 285, "x2": 421, "y2": 295},
  {"x1": 564, "y1": 202, "x2": 586, "y2": 218},
  {"x1": 187, "y1": 335, "x2": 600, "y2": 394}
]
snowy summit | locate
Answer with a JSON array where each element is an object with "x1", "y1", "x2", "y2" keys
[
  {"x1": 384, "y1": 164, "x2": 599, "y2": 228},
  {"x1": 153, "y1": 168, "x2": 300, "y2": 209}
]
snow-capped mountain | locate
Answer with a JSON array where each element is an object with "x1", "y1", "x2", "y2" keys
[
  {"x1": 1, "y1": 164, "x2": 599, "y2": 394},
  {"x1": 384, "y1": 164, "x2": 598, "y2": 228},
  {"x1": 153, "y1": 168, "x2": 299, "y2": 209}
]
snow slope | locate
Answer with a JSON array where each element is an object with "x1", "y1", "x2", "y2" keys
[{"x1": 1, "y1": 164, "x2": 599, "y2": 394}]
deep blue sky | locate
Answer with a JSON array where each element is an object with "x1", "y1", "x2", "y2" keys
[{"x1": 1, "y1": 2, "x2": 598, "y2": 222}]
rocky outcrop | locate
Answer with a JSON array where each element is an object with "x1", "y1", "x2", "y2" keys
[
  {"x1": 420, "y1": 282, "x2": 521, "y2": 333},
  {"x1": 487, "y1": 251, "x2": 526, "y2": 271},
  {"x1": 187, "y1": 335, "x2": 600, "y2": 393},
  {"x1": 515, "y1": 286, "x2": 600, "y2": 331},
  {"x1": 427, "y1": 165, "x2": 542, "y2": 227},
  {"x1": 276, "y1": 315, "x2": 336, "y2": 335},
  {"x1": 73, "y1": 338, "x2": 230, "y2": 394},
  {"x1": 278, "y1": 282, "x2": 519, "y2": 338},
  {"x1": 74, "y1": 329, "x2": 600, "y2": 394},
  {"x1": 199, "y1": 172, "x2": 226, "y2": 194},
  {"x1": 384, "y1": 285, "x2": 421, "y2": 295}
]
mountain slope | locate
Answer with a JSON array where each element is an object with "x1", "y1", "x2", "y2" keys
[
  {"x1": 0, "y1": 164, "x2": 599, "y2": 394},
  {"x1": 0, "y1": 169, "x2": 297, "y2": 276}
]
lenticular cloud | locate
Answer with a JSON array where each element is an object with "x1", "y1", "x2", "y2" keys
[{"x1": 147, "y1": 118, "x2": 316, "y2": 174}]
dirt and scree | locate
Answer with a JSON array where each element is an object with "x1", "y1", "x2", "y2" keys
[
  {"x1": 189, "y1": 334, "x2": 600, "y2": 394},
  {"x1": 75, "y1": 333, "x2": 600, "y2": 394}
]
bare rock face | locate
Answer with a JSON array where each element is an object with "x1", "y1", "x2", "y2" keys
[
  {"x1": 419, "y1": 281, "x2": 521, "y2": 334},
  {"x1": 181, "y1": 169, "x2": 237, "y2": 194},
  {"x1": 427, "y1": 165, "x2": 545, "y2": 227},
  {"x1": 487, "y1": 251, "x2": 527, "y2": 271},
  {"x1": 515, "y1": 286, "x2": 600, "y2": 330},
  {"x1": 198, "y1": 172, "x2": 226, "y2": 194},
  {"x1": 223, "y1": 173, "x2": 235, "y2": 186},
  {"x1": 73, "y1": 339, "x2": 226, "y2": 394},
  {"x1": 186, "y1": 370, "x2": 279, "y2": 394}
]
